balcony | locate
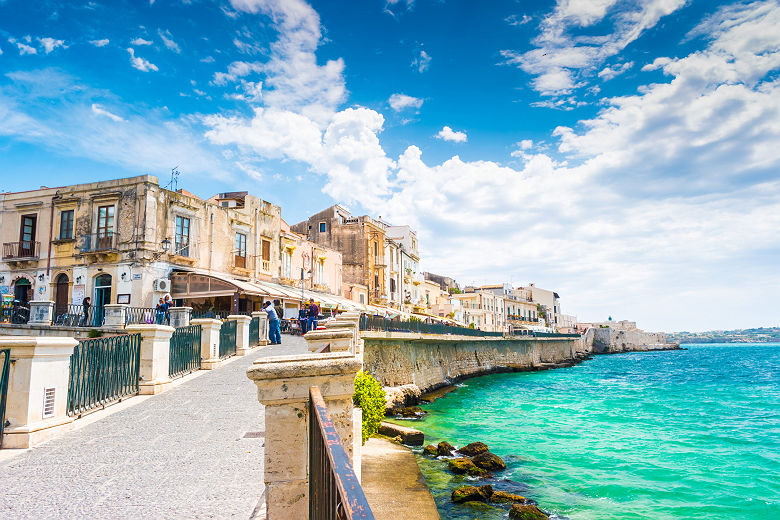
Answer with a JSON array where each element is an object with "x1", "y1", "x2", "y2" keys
[
  {"x1": 80, "y1": 232, "x2": 118, "y2": 253},
  {"x1": 170, "y1": 240, "x2": 198, "y2": 265},
  {"x1": 261, "y1": 259, "x2": 271, "y2": 273},
  {"x1": 3, "y1": 241, "x2": 40, "y2": 263}
]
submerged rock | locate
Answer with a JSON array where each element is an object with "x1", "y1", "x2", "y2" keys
[
  {"x1": 378, "y1": 422, "x2": 425, "y2": 446},
  {"x1": 458, "y1": 442, "x2": 489, "y2": 456},
  {"x1": 472, "y1": 451, "x2": 506, "y2": 471},
  {"x1": 490, "y1": 490, "x2": 527, "y2": 504},
  {"x1": 396, "y1": 406, "x2": 426, "y2": 417},
  {"x1": 423, "y1": 444, "x2": 438, "y2": 456},
  {"x1": 509, "y1": 503, "x2": 549, "y2": 520},
  {"x1": 447, "y1": 458, "x2": 488, "y2": 477},
  {"x1": 437, "y1": 441, "x2": 456, "y2": 456},
  {"x1": 451, "y1": 484, "x2": 493, "y2": 503}
]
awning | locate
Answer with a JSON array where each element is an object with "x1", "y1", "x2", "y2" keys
[{"x1": 171, "y1": 269, "x2": 272, "y2": 298}]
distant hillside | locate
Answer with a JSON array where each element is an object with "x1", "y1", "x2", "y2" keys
[{"x1": 666, "y1": 327, "x2": 780, "y2": 344}]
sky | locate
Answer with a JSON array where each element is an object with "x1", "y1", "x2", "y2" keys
[{"x1": 0, "y1": 0, "x2": 778, "y2": 332}]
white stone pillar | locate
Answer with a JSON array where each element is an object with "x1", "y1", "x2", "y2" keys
[
  {"x1": 246, "y1": 354, "x2": 362, "y2": 520},
  {"x1": 229, "y1": 315, "x2": 252, "y2": 356},
  {"x1": 125, "y1": 324, "x2": 175, "y2": 395},
  {"x1": 304, "y1": 329, "x2": 354, "y2": 353},
  {"x1": 191, "y1": 318, "x2": 222, "y2": 370},
  {"x1": 27, "y1": 300, "x2": 55, "y2": 325},
  {"x1": 252, "y1": 310, "x2": 269, "y2": 346},
  {"x1": 168, "y1": 307, "x2": 192, "y2": 329},
  {"x1": 1, "y1": 336, "x2": 78, "y2": 448},
  {"x1": 103, "y1": 304, "x2": 128, "y2": 328}
]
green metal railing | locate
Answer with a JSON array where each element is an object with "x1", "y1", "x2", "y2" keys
[
  {"x1": 169, "y1": 325, "x2": 202, "y2": 379},
  {"x1": 359, "y1": 315, "x2": 503, "y2": 337},
  {"x1": 249, "y1": 316, "x2": 260, "y2": 347},
  {"x1": 219, "y1": 320, "x2": 237, "y2": 359},
  {"x1": 67, "y1": 334, "x2": 141, "y2": 416},
  {"x1": 531, "y1": 332, "x2": 581, "y2": 338},
  {"x1": 0, "y1": 348, "x2": 10, "y2": 448}
]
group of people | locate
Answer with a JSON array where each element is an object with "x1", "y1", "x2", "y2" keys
[
  {"x1": 154, "y1": 295, "x2": 173, "y2": 325},
  {"x1": 261, "y1": 298, "x2": 321, "y2": 345}
]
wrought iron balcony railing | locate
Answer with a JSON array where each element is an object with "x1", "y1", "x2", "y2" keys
[
  {"x1": 3, "y1": 241, "x2": 40, "y2": 260},
  {"x1": 80, "y1": 232, "x2": 118, "y2": 253}
]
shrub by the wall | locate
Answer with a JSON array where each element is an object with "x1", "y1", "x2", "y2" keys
[{"x1": 353, "y1": 371, "x2": 386, "y2": 444}]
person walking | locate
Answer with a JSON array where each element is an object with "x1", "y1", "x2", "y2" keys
[
  {"x1": 307, "y1": 298, "x2": 320, "y2": 332},
  {"x1": 298, "y1": 304, "x2": 309, "y2": 334},
  {"x1": 264, "y1": 300, "x2": 282, "y2": 345},
  {"x1": 81, "y1": 297, "x2": 91, "y2": 327}
]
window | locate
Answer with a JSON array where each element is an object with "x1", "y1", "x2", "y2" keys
[
  {"x1": 175, "y1": 216, "x2": 190, "y2": 256},
  {"x1": 282, "y1": 249, "x2": 292, "y2": 278},
  {"x1": 373, "y1": 242, "x2": 378, "y2": 259},
  {"x1": 315, "y1": 259, "x2": 324, "y2": 285},
  {"x1": 59, "y1": 210, "x2": 74, "y2": 240},
  {"x1": 261, "y1": 239, "x2": 271, "y2": 272},
  {"x1": 319, "y1": 222, "x2": 326, "y2": 233},
  {"x1": 19, "y1": 214, "x2": 37, "y2": 256},
  {"x1": 235, "y1": 232, "x2": 247, "y2": 268},
  {"x1": 359, "y1": 294, "x2": 365, "y2": 304}
]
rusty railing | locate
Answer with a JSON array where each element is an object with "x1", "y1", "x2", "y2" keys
[{"x1": 309, "y1": 386, "x2": 374, "y2": 520}]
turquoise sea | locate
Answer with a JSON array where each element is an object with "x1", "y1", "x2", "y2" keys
[{"x1": 408, "y1": 343, "x2": 780, "y2": 520}]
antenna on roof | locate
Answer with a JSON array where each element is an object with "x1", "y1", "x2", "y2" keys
[{"x1": 165, "y1": 166, "x2": 180, "y2": 191}]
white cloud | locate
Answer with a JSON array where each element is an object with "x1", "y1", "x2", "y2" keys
[
  {"x1": 37, "y1": 37, "x2": 66, "y2": 54},
  {"x1": 598, "y1": 61, "x2": 633, "y2": 80},
  {"x1": 412, "y1": 49, "x2": 431, "y2": 73},
  {"x1": 502, "y1": 0, "x2": 686, "y2": 98},
  {"x1": 436, "y1": 126, "x2": 467, "y2": 143},
  {"x1": 90, "y1": 103, "x2": 124, "y2": 122},
  {"x1": 9, "y1": 38, "x2": 37, "y2": 55},
  {"x1": 200, "y1": 56, "x2": 215, "y2": 63},
  {"x1": 158, "y1": 29, "x2": 181, "y2": 53},
  {"x1": 126, "y1": 48, "x2": 158, "y2": 72},
  {"x1": 212, "y1": 61, "x2": 263, "y2": 85},
  {"x1": 388, "y1": 93, "x2": 423, "y2": 111},
  {"x1": 90, "y1": 39, "x2": 110, "y2": 47},
  {"x1": 131, "y1": 37, "x2": 153, "y2": 46},
  {"x1": 506, "y1": 14, "x2": 532, "y2": 26}
]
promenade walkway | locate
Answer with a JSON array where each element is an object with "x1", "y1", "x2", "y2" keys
[{"x1": 0, "y1": 336, "x2": 309, "y2": 520}]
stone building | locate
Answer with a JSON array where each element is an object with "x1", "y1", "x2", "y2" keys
[
  {"x1": 454, "y1": 289, "x2": 506, "y2": 332},
  {"x1": 0, "y1": 175, "x2": 354, "y2": 320},
  {"x1": 423, "y1": 272, "x2": 459, "y2": 293}
]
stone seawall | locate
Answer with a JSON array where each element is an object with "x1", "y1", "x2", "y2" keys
[
  {"x1": 591, "y1": 327, "x2": 678, "y2": 354},
  {"x1": 361, "y1": 332, "x2": 580, "y2": 397}
]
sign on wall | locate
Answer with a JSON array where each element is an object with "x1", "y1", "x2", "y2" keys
[{"x1": 72, "y1": 284, "x2": 86, "y2": 305}]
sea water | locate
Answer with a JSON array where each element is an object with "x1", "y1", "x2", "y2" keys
[{"x1": 410, "y1": 343, "x2": 780, "y2": 519}]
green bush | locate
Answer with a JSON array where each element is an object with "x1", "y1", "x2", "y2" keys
[{"x1": 353, "y1": 371, "x2": 386, "y2": 444}]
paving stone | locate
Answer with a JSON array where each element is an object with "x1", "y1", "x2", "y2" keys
[{"x1": 0, "y1": 335, "x2": 310, "y2": 519}]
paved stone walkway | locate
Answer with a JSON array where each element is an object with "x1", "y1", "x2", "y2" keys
[{"x1": 0, "y1": 335, "x2": 309, "y2": 520}]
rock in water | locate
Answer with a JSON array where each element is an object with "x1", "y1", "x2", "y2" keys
[
  {"x1": 437, "y1": 441, "x2": 456, "y2": 456},
  {"x1": 472, "y1": 451, "x2": 506, "y2": 471},
  {"x1": 447, "y1": 458, "x2": 488, "y2": 477},
  {"x1": 423, "y1": 444, "x2": 438, "y2": 456},
  {"x1": 451, "y1": 484, "x2": 493, "y2": 503},
  {"x1": 509, "y1": 504, "x2": 549, "y2": 520},
  {"x1": 458, "y1": 442, "x2": 489, "y2": 456},
  {"x1": 490, "y1": 490, "x2": 527, "y2": 503}
]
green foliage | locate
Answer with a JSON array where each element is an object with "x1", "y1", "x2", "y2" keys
[
  {"x1": 353, "y1": 371, "x2": 386, "y2": 444},
  {"x1": 449, "y1": 287, "x2": 462, "y2": 294},
  {"x1": 469, "y1": 322, "x2": 476, "y2": 329},
  {"x1": 408, "y1": 316, "x2": 422, "y2": 323},
  {"x1": 87, "y1": 329, "x2": 104, "y2": 338}
]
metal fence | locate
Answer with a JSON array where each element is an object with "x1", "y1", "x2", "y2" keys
[
  {"x1": 530, "y1": 332, "x2": 582, "y2": 338},
  {"x1": 249, "y1": 316, "x2": 260, "y2": 347},
  {"x1": 1, "y1": 305, "x2": 30, "y2": 324},
  {"x1": 67, "y1": 333, "x2": 141, "y2": 416},
  {"x1": 359, "y1": 315, "x2": 503, "y2": 337},
  {"x1": 169, "y1": 325, "x2": 202, "y2": 379},
  {"x1": 309, "y1": 386, "x2": 374, "y2": 520},
  {"x1": 53, "y1": 304, "x2": 103, "y2": 327},
  {"x1": 192, "y1": 309, "x2": 232, "y2": 320},
  {"x1": 219, "y1": 320, "x2": 237, "y2": 359},
  {"x1": 0, "y1": 348, "x2": 10, "y2": 448},
  {"x1": 125, "y1": 307, "x2": 161, "y2": 325}
]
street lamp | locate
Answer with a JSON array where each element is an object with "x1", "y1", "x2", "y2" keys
[{"x1": 162, "y1": 238, "x2": 171, "y2": 253}]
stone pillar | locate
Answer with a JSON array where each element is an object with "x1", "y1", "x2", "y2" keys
[
  {"x1": 191, "y1": 318, "x2": 222, "y2": 370},
  {"x1": 252, "y1": 310, "x2": 269, "y2": 346},
  {"x1": 229, "y1": 315, "x2": 252, "y2": 356},
  {"x1": 125, "y1": 324, "x2": 175, "y2": 395},
  {"x1": 103, "y1": 304, "x2": 128, "y2": 328},
  {"x1": 246, "y1": 354, "x2": 362, "y2": 520},
  {"x1": 1, "y1": 336, "x2": 78, "y2": 448},
  {"x1": 27, "y1": 300, "x2": 55, "y2": 325},
  {"x1": 304, "y1": 329, "x2": 353, "y2": 353},
  {"x1": 168, "y1": 307, "x2": 192, "y2": 329}
]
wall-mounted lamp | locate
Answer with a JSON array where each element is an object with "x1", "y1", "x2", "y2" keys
[
  {"x1": 75, "y1": 276, "x2": 83, "y2": 284},
  {"x1": 153, "y1": 238, "x2": 172, "y2": 260},
  {"x1": 38, "y1": 274, "x2": 45, "y2": 282},
  {"x1": 121, "y1": 272, "x2": 128, "y2": 281}
]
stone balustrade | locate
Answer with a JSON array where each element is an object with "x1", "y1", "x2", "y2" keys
[
  {"x1": 229, "y1": 315, "x2": 252, "y2": 356},
  {"x1": 124, "y1": 324, "x2": 175, "y2": 395},
  {"x1": 252, "y1": 310, "x2": 269, "y2": 346},
  {"x1": 190, "y1": 318, "x2": 222, "y2": 369},
  {"x1": 0, "y1": 335, "x2": 78, "y2": 448}
]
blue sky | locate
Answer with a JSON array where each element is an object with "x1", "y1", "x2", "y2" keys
[{"x1": 1, "y1": 0, "x2": 779, "y2": 332}]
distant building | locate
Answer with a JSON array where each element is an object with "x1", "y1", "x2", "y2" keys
[
  {"x1": 454, "y1": 289, "x2": 506, "y2": 332},
  {"x1": 423, "y1": 272, "x2": 459, "y2": 293}
]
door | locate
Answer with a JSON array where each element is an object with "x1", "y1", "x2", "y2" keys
[
  {"x1": 93, "y1": 274, "x2": 112, "y2": 326},
  {"x1": 13, "y1": 279, "x2": 31, "y2": 305},
  {"x1": 55, "y1": 274, "x2": 69, "y2": 318},
  {"x1": 19, "y1": 215, "x2": 36, "y2": 257}
]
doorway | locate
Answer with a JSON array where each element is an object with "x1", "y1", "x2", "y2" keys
[
  {"x1": 55, "y1": 274, "x2": 69, "y2": 318},
  {"x1": 93, "y1": 274, "x2": 112, "y2": 325},
  {"x1": 13, "y1": 278, "x2": 31, "y2": 305}
]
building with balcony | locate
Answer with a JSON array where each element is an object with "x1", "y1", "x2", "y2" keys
[
  {"x1": 454, "y1": 289, "x2": 506, "y2": 333},
  {"x1": 1, "y1": 176, "x2": 361, "y2": 320}
]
